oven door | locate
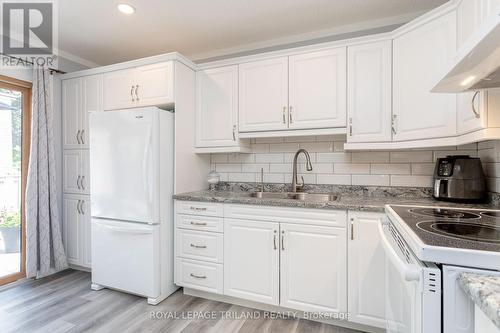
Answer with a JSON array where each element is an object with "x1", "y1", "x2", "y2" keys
[{"x1": 378, "y1": 219, "x2": 424, "y2": 333}]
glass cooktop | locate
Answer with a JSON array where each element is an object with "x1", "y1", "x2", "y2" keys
[{"x1": 389, "y1": 205, "x2": 500, "y2": 252}]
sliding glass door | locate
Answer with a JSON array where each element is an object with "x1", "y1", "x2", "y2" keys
[{"x1": 0, "y1": 76, "x2": 31, "y2": 285}]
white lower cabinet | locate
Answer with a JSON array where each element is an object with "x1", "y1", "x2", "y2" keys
[
  {"x1": 280, "y1": 223, "x2": 347, "y2": 313},
  {"x1": 224, "y1": 219, "x2": 280, "y2": 305},
  {"x1": 347, "y1": 212, "x2": 386, "y2": 329},
  {"x1": 63, "y1": 194, "x2": 91, "y2": 268}
]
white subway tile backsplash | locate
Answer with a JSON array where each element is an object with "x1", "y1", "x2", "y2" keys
[
  {"x1": 390, "y1": 151, "x2": 432, "y2": 163},
  {"x1": 209, "y1": 136, "x2": 500, "y2": 190},
  {"x1": 352, "y1": 175, "x2": 390, "y2": 186},
  {"x1": 371, "y1": 164, "x2": 411, "y2": 175},
  {"x1": 334, "y1": 163, "x2": 370, "y2": 174},
  {"x1": 352, "y1": 152, "x2": 390, "y2": 163}
]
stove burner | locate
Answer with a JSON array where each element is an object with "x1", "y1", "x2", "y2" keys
[
  {"x1": 409, "y1": 208, "x2": 480, "y2": 219},
  {"x1": 480, "y1": 211, "x2": 500, "y2": 218},
  {"x1": 416, "y1": 221, "x2": 500, "y2": 244}
]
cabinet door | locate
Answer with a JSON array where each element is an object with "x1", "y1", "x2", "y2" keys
[
  {"x1": 63, "y1": 195, "x2": 81, "y2": 265},
  {"x1": 393, "y1": 11, "x2": 457, "y2": 141},
  {"x1": 63, "y1": 150, "x2": 82, "y2": 194},
  {"x1": 239, "y1": 57, "x2": 288, "y2": 132},
  {"x1": 348, "y1": 212, "x2": 386, "y2": 329},
  {"x1": 347, "y1": 41, "x2": 392, "y2": 143},
  {"x1": 457, "y1": 91, "x2": 487, "y2": 134},
  {"x1": 288, "y1": 48, "x2": 347, "y2": 129},
  {"x1": 135, "y1": 62, "x2": 174, "y2": 108},
  {"x1": 80, "y1": 198, "x2": 91, "y2": 268},
  {"x1": 81, "y1": 74, "x2": 103, "y2": 148},
  {"x1": 280, "y1": 223, "x2": 347, "y2": 313},
  {"x1": 224, "y1": 219, "x2": 279, "y2": 305},
  {"x1": 103, "y1": 69, "x2": 135, "y2": 110},
  {"x1": 196, "y1": 66, "x2": 239, "y2": 147},
  {"x1": 62, "y1": 78, "x2": 81, "y2": 149}
]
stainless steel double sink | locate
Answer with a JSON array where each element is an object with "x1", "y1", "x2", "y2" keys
[{"x1": 250, "y1": 191, "x2": 338, "y2": 202}]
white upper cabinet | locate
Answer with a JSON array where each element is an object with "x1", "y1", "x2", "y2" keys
[
  {"x1": 238, "y1": 57, "x2": 289, "y2": 132},
  {"x1": 63, "y1": 75, "x2": 102, "y2": 149},
  {"x1": 457, "y1": 91, "x2": 487, "y2": 134},
  {"x1": 393, "y1": 11, "x2": 457, "y2": 141},
  {"x1": 280, "y1": 223, "x2": 347, "y2": 313},
  {"x1": 348, "y1": 212, "x2": 386, "y2": 329},
  {"x1": 288, "y1": 48, "x2": 347, "y2": 129},
  {"x1": 347, "y1": 40, "x2": 392, "y2": 143},
  {"x1": 224, "y1": 219, "x2": 280, "y2": 305},
  {"x1": 103, "y1": 61, "x2": 174, "y2": 111},
  {"x1": 196, "y1": 66, "x2": 241, "y2": 148}
]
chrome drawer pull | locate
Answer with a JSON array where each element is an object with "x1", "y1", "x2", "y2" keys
[
  {"x1": 190, "y1": 273, "x2": 207, "y2": 279},
  {"x1": 190, "y1": 221, "x2": 207, "y2": 226},
  {"x1": 190, "y1": 206, "x2": 207, "y2": 211},
  {"x1": 190, "y1": 244, "x2": 207, "y2": 249}
]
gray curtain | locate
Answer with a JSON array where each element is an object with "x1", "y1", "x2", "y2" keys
[{"x1": 25, "y1": 67, "x2": 67, "y2": 278}]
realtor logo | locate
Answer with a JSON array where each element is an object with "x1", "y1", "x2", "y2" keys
[{"x1": 1, "y1": 0, "x2": 57, "y2": 68}]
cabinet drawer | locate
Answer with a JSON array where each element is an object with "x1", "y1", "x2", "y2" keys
[
  {"x1": 177, "y1": 229, "x2": 223, "y2": 263},
  {"x1": 176, "y1": 258, "x2": 223, "y2": 294},
  {"x1": 176, "y1": 201, "x2": 223, "y2": 217},
  {"x1": 176, "y1": 214, "x2": 223, "y2": 233},
  {"x1": 225, "y1": 204, "x2": 347, "y2": 227}
]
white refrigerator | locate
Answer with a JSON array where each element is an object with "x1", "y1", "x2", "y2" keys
[{"x1": 89, "y1": 107, "x2": 178, "y2": 305}]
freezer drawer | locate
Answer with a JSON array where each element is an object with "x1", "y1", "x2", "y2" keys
[{"x1": 91, "y1": 218, "x2": 160, "y2": 298}]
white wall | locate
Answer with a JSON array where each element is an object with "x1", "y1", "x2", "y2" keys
[{"x1": 211, "y1": 136, "x2": 479, "y2": 188}]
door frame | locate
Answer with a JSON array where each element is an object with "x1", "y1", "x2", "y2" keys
[{"x1": 0, "y1": 75, "x2": 32, "y2": 286}]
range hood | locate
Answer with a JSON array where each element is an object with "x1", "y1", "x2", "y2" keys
[{"x1": 432, "y1": 9, "x2": 500, "y2": 93}]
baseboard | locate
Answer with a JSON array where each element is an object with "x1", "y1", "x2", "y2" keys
[{"x1": 183, "y1": 288, "x2": 384, "y2": 333}]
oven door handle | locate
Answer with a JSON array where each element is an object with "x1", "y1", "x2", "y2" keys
[{"x1": 378, "y1": 221, "x2": 421, "y2": 282}]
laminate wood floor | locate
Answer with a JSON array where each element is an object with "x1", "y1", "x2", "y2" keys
[{"x1": 0, "y1": 269, "x2": 366, "y2": 333}]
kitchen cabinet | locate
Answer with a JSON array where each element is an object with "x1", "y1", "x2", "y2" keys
[
  {"x1": 347, "y1": 212, "x2": 386, "y2": 329},
  {"x1": 196, "y1": 66, "x2": 248, "y2": 151},
  {"x1": 63, "y1": 194, "x2": 91, "y2": 268},
  {"x1": 393, "y1": 11, "x2": 457, "y2": 141},
  {"x1": 280, "y1": 223, "x2": 347, "y2": 313},
  {"x1": 62, "y1": 75, "x2": 102, "y2": 149},
  {"x1": 224, "y1": 219, "x2": 280, "y2": 305},
  {"x1": 238, "y1": 57, "x2": 289, "y2": 132},
  {"x1": 63, "y1": 150, "x2": 90, "y2": 195},
  {"x1": 347, "y1": 40, "x2": 392, "y2": 143},
  {"x1": 103, "y1": 61, "x2": 174, "y2": 110},
  {"x1": 288, "y1": 48, "x2": 346, "y2": 129}
]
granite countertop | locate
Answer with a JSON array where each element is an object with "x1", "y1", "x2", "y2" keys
[
  {"x1": 172, "y1": 189, "x2": 500, "y2": 212},
  {"x1": 459, "y1": 272, "x2": 500, "y2": 329}
]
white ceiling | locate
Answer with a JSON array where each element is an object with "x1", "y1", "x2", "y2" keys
[{"x1": 58, "y1": 0, "x2": 448, "y2": 67}]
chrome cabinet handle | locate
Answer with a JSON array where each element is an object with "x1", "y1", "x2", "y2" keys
[
  {"x1": 349, "y1": 117, "x2": 353, "y2": 136},
  {"x1": 81, "y1": 176, "x2": 86, "y2": 190},
  {"x1": 350, "y1": 218, "x2": 354, "y2": 240},
  {"x1": 190, "y1": 273, "x2": 207, "y2": 279},
  {"x1": 76, "y1": 130, "x2": 81, "y2": 144},
  {"x1": 190, "y1": 244, "x2": 207, "y2": 249},
  {"x1": 190, "y1": 206, "x2": 207, "y2": 212},
  {"x1": 391, "y1": 115, "x2": 397, "y2": 135},
  {"x1": 190, "y1": 221, "x2": 207, "y2": 226},
  {"x1": 77, "y1": 200, "x2": 81, "y2": 214},
  {"x1": 289, "y1": 106, "x2": 293, "y2": 124},
  {"x1": 80, "y1": 201, "x2": 85, "y2": 215},
  {"x1": 232, "y1": 125, "x2": 236, "y2": 141},
  {"x1": 282, "y1": 106, "x2": 287, "y2": 124},
  {"x1": 77, "y1": 175, "x2": 81, "y2": 189},
  {"x1": 281, "y1": 230, "x2": 285, "y2": 251},
  {"x1": 135, "y1": 84, "x2": 139, "y2": 101},
  {"x1": 80, "y1": 130, "x2": 85, "y2": 144},
  {"x1": 130, "y1": 85, "x2": 135, "y2": 102},
  {"x1": 273, "y1": 230, "x2": 277, "y2": 250},
  {"x1": 471, "y1": 91, "x2": 480, "y2": 118}
]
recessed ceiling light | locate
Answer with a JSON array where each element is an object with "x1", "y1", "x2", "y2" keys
[{"x1": 117, "y1": 3, "x2": 135, "y2": 15}]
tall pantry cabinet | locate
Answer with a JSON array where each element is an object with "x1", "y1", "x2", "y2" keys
[{"x1": 62, "y1": 74, "x2": 102, "y2": 269}]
